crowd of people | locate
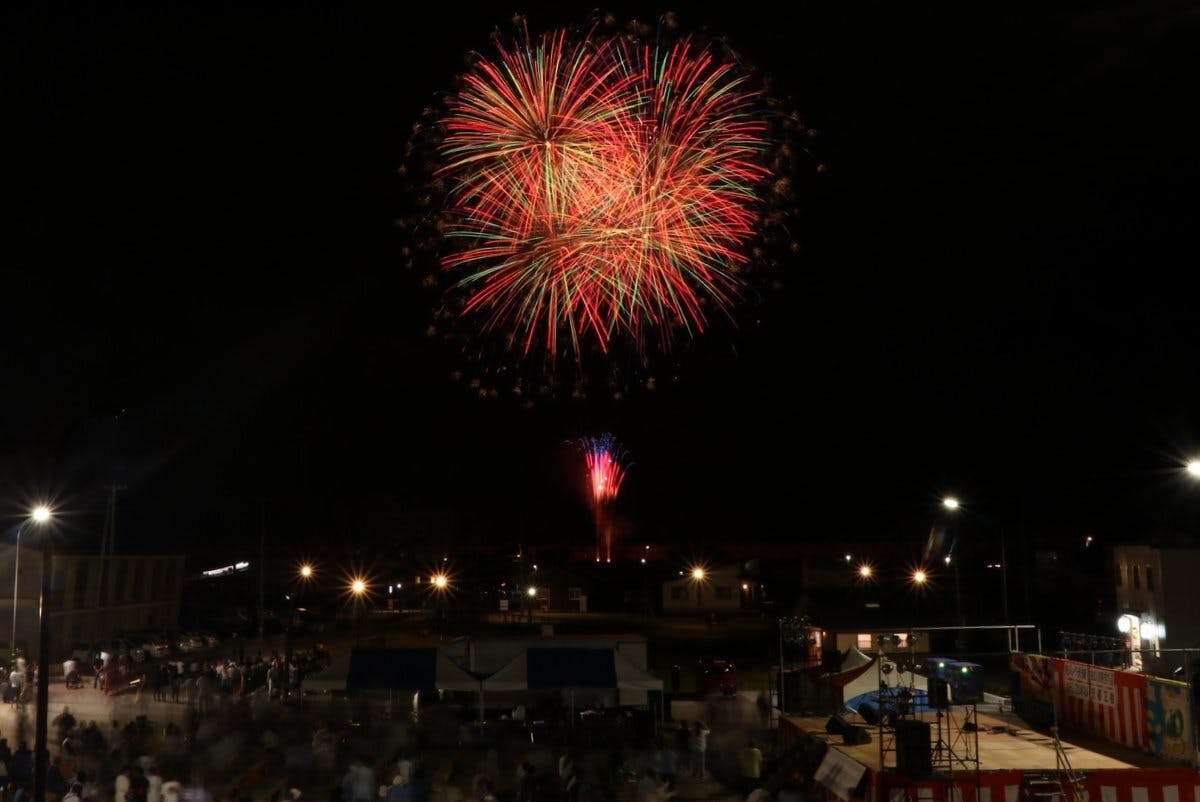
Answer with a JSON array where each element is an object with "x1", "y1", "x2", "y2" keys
[{"x1": 0, "y1": 653, "x2": 807, "y2": 802}]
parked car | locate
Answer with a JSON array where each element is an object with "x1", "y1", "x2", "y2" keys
[
  {"x1": 96, "y1": 638, "x2": 145, "y2": 664},
  {"x1": 69, "y1": 642, "x2": 92, "y2": 664},
  {"x1": 137, "y1": 633, "x2": 171, "y2": 660},
  {"x1": 699, "y1": 656, "x2": 738, "y2": 695},
  {"x1": 176, "y1": 632, "x2": 205, "y2": 653}
]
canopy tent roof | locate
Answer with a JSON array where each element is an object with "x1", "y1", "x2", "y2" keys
[
  {"x1": 482, "y1": 647, "x2": 662, "y2": 692},
  {"x1": 820, "y1": 647, "x2": 878, "y2": 688},
  {"x1": 304, "y1": 652, "x2": 352, "y2": 693},
  {"x1": 303, "y1": 648, "x2": 479, "y2": 694}
]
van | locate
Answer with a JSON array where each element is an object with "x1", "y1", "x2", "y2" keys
[{"x1": 699, "y1": 657, "x2": 738, "y2": 695}]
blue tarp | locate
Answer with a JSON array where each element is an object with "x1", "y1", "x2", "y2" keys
[
  {"x1": 482, "y1": 647, "x2": 662, "y2": 691},
  {"x1": 527, "y1": 648, "x2": 618, "y2": 689},
  {"x1": 346, "y1": 648, "x2": 439, "y2": 694}
]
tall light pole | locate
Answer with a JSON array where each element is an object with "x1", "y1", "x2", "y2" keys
[
  {"x1": 943, "y1": 498, "x2": 967, "y2": 652},
  {"x1": 690, "y1": 566, "x2": 707, "y2": 616},
  {"x1": 30, "y1": 504, "x2": 55, "y2": 802},
  {"x1": 431, "y1": 573, "x2": 449, "y2": 637},
  {"x1": 350, "y1": 578, "x2": 367, "y2": 647},
  {"x1": 11, "y1": 507, "x2": 51, "y2": 659}
]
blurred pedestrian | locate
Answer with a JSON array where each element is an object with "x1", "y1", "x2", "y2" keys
[{"x1": 689, "y1": 722, "x2": 709, "y2": 778}]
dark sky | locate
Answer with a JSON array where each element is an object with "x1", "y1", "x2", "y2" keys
[{"x1": 7, "y1": 3, "x2": 1200, "y2": 564}]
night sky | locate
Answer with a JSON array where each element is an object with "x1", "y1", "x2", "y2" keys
[{"x1": 8, "y1": 3, "x2": 1200, "y2": 566}]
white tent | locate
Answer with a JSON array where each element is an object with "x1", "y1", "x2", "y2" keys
[{"x1": 304, "y1": 652, "x2": 353, "y2": 693}]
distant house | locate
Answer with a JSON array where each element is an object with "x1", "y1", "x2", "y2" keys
[
  {"x1": 661, "y1": 564, "x2": 750, "y2": 613},
  {"x1": 1112, "y1": 543, "x2": 1200, "y2": 672},
  {"x1": 518, "y1": 564, "x2": 590, "y2": 615}
]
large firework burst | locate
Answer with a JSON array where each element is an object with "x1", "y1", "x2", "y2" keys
[{"x1": 437, "y1": 21, "x2": 770, "y2": 363}]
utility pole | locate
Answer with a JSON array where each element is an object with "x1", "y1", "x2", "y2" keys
[
  {"x1": 258, "y1": 504, "x2": 266, "y2": 659},
  {"x1": 97, "y1": 482, "x2": 123, "y2": 640}
]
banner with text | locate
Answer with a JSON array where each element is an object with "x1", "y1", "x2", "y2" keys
[{"x1": 1053, "y1": 657, "x2": 1148, "y2": 751}]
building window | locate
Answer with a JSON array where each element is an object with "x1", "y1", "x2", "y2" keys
[
  {"x1": 74, "y1": 564, "x2": 89, "y2": 609},
  {"x1": 857, "y1": 634, "x2": 874, "y2": 650},
  {"x1": 114, "y1": 561, "x2": 128, "y2": 603},
  {"x1": 132, "y1": 561, "x2": 146, "y2": 603},
  {"x1": 1145, "y1": 567, "x2": 1155, "y2": 592},
  {"x1": 151, "y1": 561, "x2": 163, "y2": 601},
  {"x1": 52, "y1": 564, "x2": 67, "y2": 606},
  {"x1": 714, "y1": 586, "x2": 732, "y2": 601},
  {"x1": 670, "y1": 586, "x2": 688, "y2": 601},
  {"x1": 164, "y1": 561, "x2": 178, "y2": 594},
  {"x1": 1132, "y1": 565, "x2": 1140, "y2": 590},
  {"x1": 1116, "y1": 563, "x2": 1123, "y2": 586},
  {"x1": 568, "y1": 587, "x2": 582, "y2": 601}
]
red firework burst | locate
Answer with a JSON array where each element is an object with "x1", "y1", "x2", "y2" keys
[
  {"x1": 580, "y1": 434, "x2": 629, "y2": 562},
  {"x1": 438, "y1": 23, "x2": 769, "y2": 362}
]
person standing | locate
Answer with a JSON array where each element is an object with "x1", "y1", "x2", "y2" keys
[
  {"x1": 689, "y1": 722, "x2": 709, "y2": 778},
  {"x1": 738, "y1": 742, "x2": 762, "y2": 797},
  {"x1": 636, "y1": 769, "x2": 658, "y2": 802},
  {"x1": 146, "y1": 765, "x2": 163, "y2": 802}
]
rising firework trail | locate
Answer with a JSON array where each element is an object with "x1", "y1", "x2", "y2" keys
[
  {"x1": 437, "y1": 21, "x2": 770, "y2": 364},
  {"x1": 579, "y1": 434, "x2": 630, "y2": 563}
]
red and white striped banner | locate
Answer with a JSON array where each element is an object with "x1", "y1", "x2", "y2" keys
[
  {"x1": 878, "y1": 769, "x2": 1200, "y2": 802},
  {"x1": 1054, "y1": 658, "x2": 1149, "y2": 751}
]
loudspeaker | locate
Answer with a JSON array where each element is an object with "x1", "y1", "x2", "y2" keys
[
  {"x1": 894, "y1": 720, "x2": 932, "y2": 777},
  {"x1": 843, "y1": 725, "x2": 872, "y2": 745},
  {"x1": 826, "y1": 714, "x2": 850, "y2": 735},
  {"x1": 927, "y1": 677, "x2": 950, "y2": 709},
  {"x1": 858, "y1": 700, "x2": 881, "y2": 725}
]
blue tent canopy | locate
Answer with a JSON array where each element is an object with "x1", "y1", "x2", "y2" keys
[
  {"x1": 346, "y1": 648, "x2": 439, "y2": 694},
  {"x1": 527, "y1": 648, "x2": 618, "y2": 689},
  {"x1": 306, "y1": 648, "x2": 479, "y2": 694},
  {"x1": 482, "y1": 647, "x2": 662, "y2": 691}
]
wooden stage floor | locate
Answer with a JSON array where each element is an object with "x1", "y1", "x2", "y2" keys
[{"x1": 785, "y1": 706, "x2": 1179, "y2": 772}]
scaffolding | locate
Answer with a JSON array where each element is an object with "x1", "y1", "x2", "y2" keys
[{"x1": 870, "y1": 633, "x2": 982, "y2": 797}]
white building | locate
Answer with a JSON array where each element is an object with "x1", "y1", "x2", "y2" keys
[
  {"x1": 661, "y1": 564, "x2": 751, "y2": 613},
  {"x1": 0, "y1": 545, "x2": 185, "y2": 658},
  {"x1": 1112, "y1": 544, "x2": 1200, "y2": 670}
]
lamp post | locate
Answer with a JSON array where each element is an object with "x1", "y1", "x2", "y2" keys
[
  {"x1": 11, "y1": 507, "x2": 51, "y2": 659},
  {"x1": 350, "y1": 578, "x2": 367, "y2": 646},
  {"x1": 691, "y1": 566, "x2": 706, "y2": 611},
  {"x1": 29, "y1": 504, "x2": 54, "y2": 802},
  {"x1": 942, "y1": 498, "x2": 968, "y2": 651},
  {"x1": 431, "y1": 574, "x2": 448, "y2": 636}
]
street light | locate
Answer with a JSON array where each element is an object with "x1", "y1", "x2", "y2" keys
[
  {"x1": 349, "y1": 578, "x2": 368, "y2": 646},
  {"x1": 526, "y1": 586, "x2": 536, "y2": 623},
  {"x1": 1186, "y1": 460, "x2": 1200, "y2": 478},
  {"x1": 299, "y1": 564, "x2": 314, "y2": 579},
  {"x1": 29, "y1": 504, "x2": 55, "y2": 802},
  {"x1": 11, "y1": 507, "x2": 52, "y2": 659},
  {"x1": 942, "y1": 498, "x2": 967, "y2": 647},
  {"x1": 688, "y1": 565, "x2": 709, "y2": 612}
]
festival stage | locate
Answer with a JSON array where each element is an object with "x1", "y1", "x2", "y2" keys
[{"x1": 783, "y1": 707, "x2": 1178, "y2": 772}]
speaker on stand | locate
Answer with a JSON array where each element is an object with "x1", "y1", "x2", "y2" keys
[{"x1": 894, "y1": 719, "x2": 932, "y2": 777}]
